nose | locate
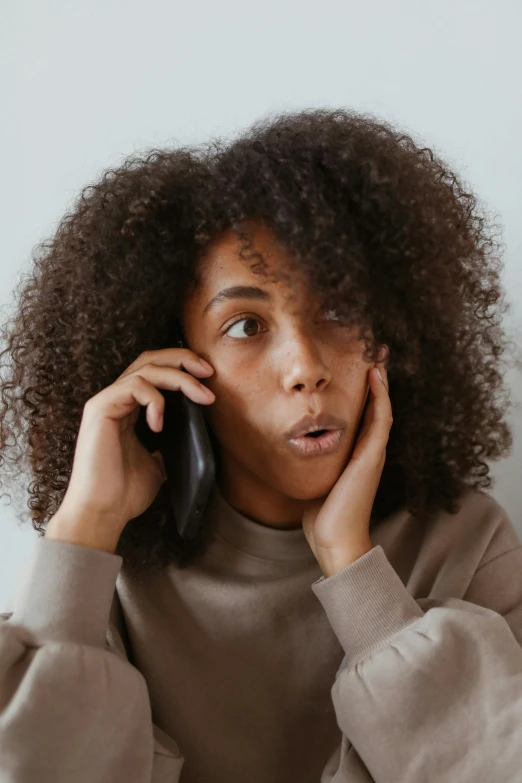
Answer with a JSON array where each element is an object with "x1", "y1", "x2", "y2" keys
[{"x1": 281, "y1": 333, "x2": 331, "y2": 394}]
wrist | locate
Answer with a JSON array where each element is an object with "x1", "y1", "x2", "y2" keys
[
  {"x1": 45, "y1": 509, "x2": 125, "y2": 554},
  {"x1": 321, "y1": 540, "x2": 374, "y2": 578}
]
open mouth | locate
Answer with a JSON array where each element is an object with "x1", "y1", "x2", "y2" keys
[{"x1": 287, "y1": 427, "x2": 344, "y2": 456}]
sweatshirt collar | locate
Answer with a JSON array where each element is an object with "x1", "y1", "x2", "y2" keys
[{"x1": 205, "y1": 480, "x2": 318, "y2": 563}]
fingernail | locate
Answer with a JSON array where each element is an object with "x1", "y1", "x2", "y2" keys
[
  {"x1": 199, "y1": 358, "x2": 213, "y2": 371},
  {"x1": 377, "y1": 368, "x2": 383, "y2": 382}
]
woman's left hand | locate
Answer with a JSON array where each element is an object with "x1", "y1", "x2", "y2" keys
[{"x1": 302, "y1": 354, "x2": 392, "y2": 578}]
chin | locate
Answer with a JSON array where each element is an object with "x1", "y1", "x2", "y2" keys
[{"x1": 279, "y1": 465, "x2": 345, "y2": 501}]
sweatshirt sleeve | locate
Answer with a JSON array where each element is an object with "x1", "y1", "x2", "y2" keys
[
  {"x1": 0, "y1": 535, "x2": 185, "y2": 783},
  {"x1": 311, "y1": 511, "x2": 522, "y2": 783}
]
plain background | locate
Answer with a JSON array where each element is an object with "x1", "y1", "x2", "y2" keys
[{"x1": 1, "y1": 0, "x2": 521, "y2": 607}]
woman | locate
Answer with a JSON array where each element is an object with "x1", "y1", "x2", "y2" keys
[{"x1": 0, "y1": 108, "x2": 521, "y2": 782}]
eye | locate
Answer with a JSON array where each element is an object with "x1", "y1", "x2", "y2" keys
[
  {"x1": 321, "y1": 308, "x2": 342, "y2": 322},
  {"x1": 224, "y1": 316, "x2": 263, "y2": 339}
]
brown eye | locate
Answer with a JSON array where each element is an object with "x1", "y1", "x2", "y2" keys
[{"x1": 225, "y1": 317, "x2": 261, "y2": 339}]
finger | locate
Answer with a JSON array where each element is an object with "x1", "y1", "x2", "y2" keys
[
  {"x1": 353, "y1": 382, "x2": 373, "y2": 444},
  {"x1": 128, "y1": 364, "x2": 216, "y2": 404},
  {"x1": 151, "y1": 450, "x2": 168, "y2": 483},
  {"x1": 371, "y1": 364, "x2": 391, "y2": 407},
  {"x1": 119, "y1": 348, "x2": 214, "y2": 380},
  {"x1": 349, "y1": 370, "x2": 390, "y2": 466},
  {"x1": 356, "y1": 363, "x2": 388, "y2": 444},
  {"x1": 377, "y1": 367, "x2": 388, "y2": 394},
  {"x1": 375, "y1": 346, "x2": 389, "y2": 392}
]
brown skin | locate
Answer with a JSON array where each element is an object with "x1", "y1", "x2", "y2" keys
[{"x1": 182, "y1": 220, "x2": 388, "y2": 530}]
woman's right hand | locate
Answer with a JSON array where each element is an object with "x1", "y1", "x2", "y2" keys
[{"x1": 45, "y1": 348, "x2": 215, "y2": 551}]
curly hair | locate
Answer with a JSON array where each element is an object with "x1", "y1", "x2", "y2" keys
[{"x1": 1, "y1": 107, "x2": 519, "y2": 582}]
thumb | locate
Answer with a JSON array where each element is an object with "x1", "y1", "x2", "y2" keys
[{"x1": 151, "y1": 450, "x2": 168, "y2": 484}]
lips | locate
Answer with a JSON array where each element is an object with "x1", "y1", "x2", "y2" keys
[
  {"x1": 284, "y1": 411, "x2": 346, "y2": 440},
  {"x1": 286, "y1": 428, "x2": 345, "y2": 457}
]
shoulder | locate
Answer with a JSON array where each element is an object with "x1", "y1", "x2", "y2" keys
[
  {"x1": 373, "y1": 487, "x2": 521, "y2": 595},
  {"x1": 434, "y1": 487, "x2": 521, "y2": 566}
]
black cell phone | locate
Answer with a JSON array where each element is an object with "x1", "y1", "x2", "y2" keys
[
  {"x1": 134, "y1": 322, "x2": 216, "y2": 541},
  {"x1": 158, "y1": 321, "x2": 216, "y2": 540}
]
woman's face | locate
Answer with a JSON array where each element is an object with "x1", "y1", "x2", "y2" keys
[{"x1": 182, "y1": 220, "x2": 387, "y2": 525}]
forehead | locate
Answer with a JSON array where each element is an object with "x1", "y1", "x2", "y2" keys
[{"x1": 193, "y1": 221, "x2": 311, "y2": 303}]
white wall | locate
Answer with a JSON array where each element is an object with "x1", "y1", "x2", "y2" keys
[{"x1": 1, "y1": 0, "x2": 521, "y2": 606}]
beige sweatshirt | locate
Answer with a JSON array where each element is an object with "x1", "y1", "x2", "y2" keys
[{"x1": 1, "y1": 481, "x2": 522, "y2": 783}]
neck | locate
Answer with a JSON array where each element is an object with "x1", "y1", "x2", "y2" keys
[{"x1": 216, "y1": 453, "x2": 308, "y2": 530}]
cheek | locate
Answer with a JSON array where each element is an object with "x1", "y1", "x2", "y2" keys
[
  {"x1": 338, "y1": 358, "x2": 370, "y2": 391},
  {"x1": 203, "y1": 380, "x2": 279, "y2": 464},
  {"x1": 338, "y1": 365, "x2": 372, "y2": 424},
  {"x1": 205, "y1": 359, "x2": 266, "y2": 410},
  {"x1": 203, "y1": 377, "x2": 258, "y2": 432}
]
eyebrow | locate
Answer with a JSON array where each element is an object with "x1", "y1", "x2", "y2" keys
[{"x1": 202, "y1": 285, "x2": 272, "y2": 316}]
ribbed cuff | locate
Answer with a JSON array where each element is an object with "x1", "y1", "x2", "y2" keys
[
  {"x1": 311, "y1": 544, "x2": 424, "y2": 661},
  {"x1": 11, "y1": 535, "x2": 123, "y2": 648}
]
